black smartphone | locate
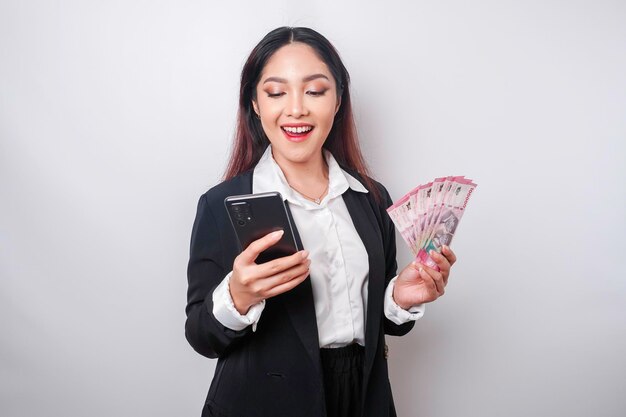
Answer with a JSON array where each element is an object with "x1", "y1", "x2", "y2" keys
[{"x1": 224, "y1": 192, "x2": 300, "y2": 264}]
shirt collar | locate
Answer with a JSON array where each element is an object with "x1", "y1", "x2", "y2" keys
[{"x1": 253, "y1": 145, "x2": 368, "y2": 209}]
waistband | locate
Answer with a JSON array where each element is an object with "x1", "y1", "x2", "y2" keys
[{"x1": 320, "y1": 343, "x2": 365, "y2": 360}]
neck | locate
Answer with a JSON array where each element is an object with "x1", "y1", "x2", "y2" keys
[{"x1": 271, "y1": 149, "x2": 329, "y2": 195}]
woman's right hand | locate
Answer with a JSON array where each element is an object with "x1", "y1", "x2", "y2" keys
[{"x1": 230, "y1": 230, "x2": 311, "y2": 315}]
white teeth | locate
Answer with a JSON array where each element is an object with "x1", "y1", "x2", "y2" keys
[{"x1": 283, "y1": 126, "x2": 313, "y2": 134}]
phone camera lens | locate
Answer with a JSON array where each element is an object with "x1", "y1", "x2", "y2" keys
[{"x1": 237, "y1": 220, "x2": 245, "y2": 226}]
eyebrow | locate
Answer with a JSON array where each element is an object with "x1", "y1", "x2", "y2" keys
[{"x1": 262, "y1": 74, "x2": 330, "y2": 84}]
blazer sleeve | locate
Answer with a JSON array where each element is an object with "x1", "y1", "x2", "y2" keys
[
  {"x1": 378, "y1": 184, "x2": 416, "y2": 337},
  {"x1": 185, "y1": 193, "x2": 252, "y2": 359}
]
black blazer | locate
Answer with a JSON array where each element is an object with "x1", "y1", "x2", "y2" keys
[{"x1": 185, "y1": 168, "x2": 414, "y2": 417}]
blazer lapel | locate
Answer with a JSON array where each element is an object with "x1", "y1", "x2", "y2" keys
[
  {"x1": 281, "y1": 202, "x2": 324, "y2": 378},
  {"x1": 244, "y1": 169, "x2": 322, "y2": 376},
  {"x1": 342, "y1": 189, "x2": 386, "y2": 387}
]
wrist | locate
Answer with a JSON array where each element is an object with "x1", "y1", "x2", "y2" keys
[
  {"x1": 392, "y1": 284, "x2": 412, "y2": 310},
  {"x1": 228, "y1": 279, "x2": 253, "y2": 315},
  {"x1": 231, "y1": 291, "x2": 252, "y2": 315}
]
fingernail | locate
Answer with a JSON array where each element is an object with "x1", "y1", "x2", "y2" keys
[
  {"x1": 271, "y1": 230, "x2": 284, "y2": 239},
  {"x1": 301, "y1": 250, "x2": 309, "y2": 259},
  {"x1": 419, "y1": 267, "x2": 424, "y2": 274},
  {"x1": 429, "y1": 250, "x2": 438, "y2": 258}
]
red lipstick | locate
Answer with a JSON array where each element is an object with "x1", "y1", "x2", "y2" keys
[{"x1": 281, "y1": 124, "x2": 314, "y2": 143}]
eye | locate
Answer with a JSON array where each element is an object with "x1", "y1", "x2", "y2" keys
[
  {"x1": 267, "y1": 92, "x2": 285, "y2": 98},
  {"x1": 307, "y1": 90, "x2": 327, "y2": 97}
]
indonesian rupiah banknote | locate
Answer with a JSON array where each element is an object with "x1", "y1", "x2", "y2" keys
[{"x1": 387, "y1": 176, "x2": 477, "y2": 271}]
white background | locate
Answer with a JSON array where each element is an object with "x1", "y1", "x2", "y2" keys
[{"x1": 1, "y1": 1, "x2": 624, "y2": 416}]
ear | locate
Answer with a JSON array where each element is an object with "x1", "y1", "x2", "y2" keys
[{"x1": 252, "y1": 100, "x2": 260, "y2": 118}]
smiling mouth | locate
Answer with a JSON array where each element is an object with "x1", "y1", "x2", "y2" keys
[{"x1": 282, "y1": 126, "x2": 314, "y2": 135}]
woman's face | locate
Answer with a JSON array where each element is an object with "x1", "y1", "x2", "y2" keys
[{"x1": 253, "y1": 42, "x2": 341, "y2": 168}]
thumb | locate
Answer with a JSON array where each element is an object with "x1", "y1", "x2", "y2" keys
[
  {"x1": 240, "y1": 229, "x2": 284, "y2": 263},
  {"x1": 398, "y1": 261, "x2": 424, "y2": 284}
]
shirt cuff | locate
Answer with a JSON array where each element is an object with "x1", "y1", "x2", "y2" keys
[
  {"x1": 384, "y1": 276, "x2": 425, "y2": 325},
  {"x1": 212, "y1": 271, "x2": 265, "y2": 332}
]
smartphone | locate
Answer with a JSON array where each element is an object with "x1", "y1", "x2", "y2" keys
[{"x1": 224, "y1": 192, "x2": 300, "y2": 264}]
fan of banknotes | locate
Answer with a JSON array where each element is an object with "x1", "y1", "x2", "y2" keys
[{"x1": 387, "y1": 176, "x2": 477, "y2": 271}]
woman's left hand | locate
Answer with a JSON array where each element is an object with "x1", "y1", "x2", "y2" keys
[{"x1": 392, "y1": 245, "x2": 457, "y2": 310}]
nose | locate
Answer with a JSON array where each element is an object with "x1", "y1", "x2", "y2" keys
[{"x1": 286, "y1": 92, "x2": 308, "y2": 118}]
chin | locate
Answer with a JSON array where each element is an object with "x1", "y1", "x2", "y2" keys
[
  {"x1": 272, "y1": 140, "x2": 325, "y2": 164},
  {"x1": 284, "y1": 148, "x2": 318, "y2": 164}
]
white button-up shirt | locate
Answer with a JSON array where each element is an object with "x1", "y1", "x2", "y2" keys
[{"x1": 212, "y1": 145, "x2": 424, "y2": 348}]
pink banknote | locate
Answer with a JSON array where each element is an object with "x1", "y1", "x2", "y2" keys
[{"x1": 387, "y1": 176, "x2": 477, "y2": 271}]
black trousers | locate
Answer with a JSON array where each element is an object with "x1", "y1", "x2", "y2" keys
[{"x1": 320, "y1": 344, "x2": 365, "y2": 417}]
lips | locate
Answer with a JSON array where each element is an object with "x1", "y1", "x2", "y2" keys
[{"x1": 281, "y1": 124, "x2": 314, "y2": 142}]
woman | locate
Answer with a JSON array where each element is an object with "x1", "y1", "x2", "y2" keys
[{"x1": 185, "y1": 27, "x2": 456, "y2": 417}]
